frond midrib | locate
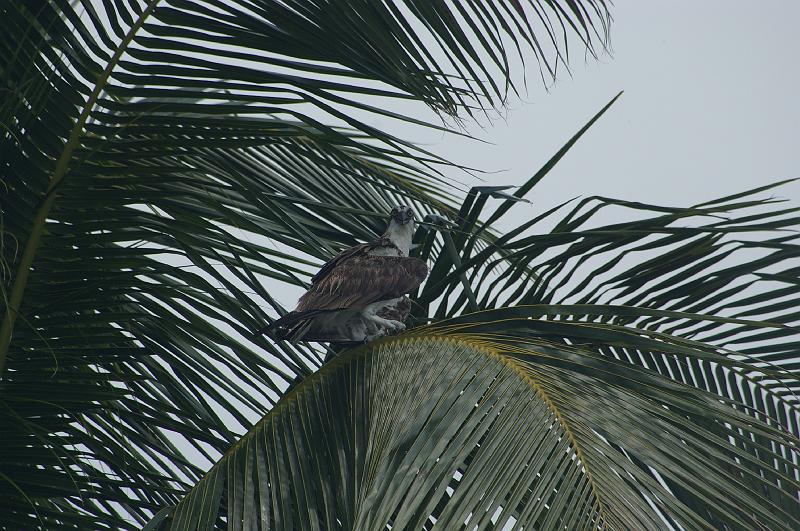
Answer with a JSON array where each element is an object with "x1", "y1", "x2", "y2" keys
[{"x1": 489, "y1": 348, "x2": 610, "y2": 529}]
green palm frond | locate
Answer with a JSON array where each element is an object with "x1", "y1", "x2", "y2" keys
[
  {"x1": 1, "y1": 0, "x2": 611, "y2": 527},
  {"x1": 420, "y1": 179, "x2": 800, "y2": 397},
  {"x1": 418, "y1": 159, "x2": 800, "y2": 376},
  {"x1": 156, "y1": 326, "x2": 800, "y2": 530}
]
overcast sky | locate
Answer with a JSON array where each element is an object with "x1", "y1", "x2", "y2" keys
[{"x1": 375, "y1": 1, "x2": 799, "y2": 225}]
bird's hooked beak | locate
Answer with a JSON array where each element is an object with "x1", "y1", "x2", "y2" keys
[{"x1": 390, "y1": 206, "x2": 415, "y2": 225}]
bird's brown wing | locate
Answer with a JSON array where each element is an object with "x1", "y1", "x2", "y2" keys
[
  {"x1": 310, "y1": 237, "x2": 397, "y2": 285},
  {"x1": 297, "y1": 255, "x2": 428, "y2": 311}
]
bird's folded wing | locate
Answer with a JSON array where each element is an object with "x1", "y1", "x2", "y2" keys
[
  {"x1": 310, "y1": 238, "x2": 394, "y2": 284},
  {"x1": 297, "y1": 255, "x2": 428, "y2": 311}
]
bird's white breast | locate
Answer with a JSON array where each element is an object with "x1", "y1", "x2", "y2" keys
[{"x1": 379, "y1": 220, "x2": 414, "y2": 255}]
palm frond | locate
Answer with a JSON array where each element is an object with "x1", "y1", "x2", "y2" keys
[{"x1": 154, "y1": 329, "x2": 800, "y2": 530}]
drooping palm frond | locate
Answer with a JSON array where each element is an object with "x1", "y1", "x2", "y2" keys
[
  {"x1": 1, "y1": 0, "x2": 611, "y2": 527},
  {"x1": 154, "y1": 323, "x2": 799, "y2": 530}
]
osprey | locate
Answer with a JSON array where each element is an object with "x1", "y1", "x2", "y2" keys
[{"x1": 269, "y1": 205, "x2": 428, "y2": 342}]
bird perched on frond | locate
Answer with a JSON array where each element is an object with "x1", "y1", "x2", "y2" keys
[{"x1": 268, "y1": 205, "x2": 428, "y2": 343}]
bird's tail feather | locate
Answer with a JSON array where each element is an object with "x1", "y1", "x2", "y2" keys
[{"x1": 256, "y1": 310, "x2": 332, "y2": 340}]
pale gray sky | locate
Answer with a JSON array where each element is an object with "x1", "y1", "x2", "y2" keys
[{"x1": 374, "y1": 1, "x2": 799, "y2": 224}]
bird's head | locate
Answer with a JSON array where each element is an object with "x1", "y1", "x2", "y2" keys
[
  {"x1": 390, "y1": 205, "x2": 415, "y2": 225},
  {"x1": 384, "y1": 205, "x2": 415, "y2": 254}
]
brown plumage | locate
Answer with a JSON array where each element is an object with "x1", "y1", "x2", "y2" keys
[
  {"x1": 309, "y1": 237, "x2": 395, "y2": 284},
  {"x1": 297, "y1": 254, "x2": 428, "y2": 312}
]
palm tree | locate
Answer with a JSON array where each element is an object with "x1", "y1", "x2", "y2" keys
[{"x1": 2, "y1": 1, "x2": 798, "y2": 529}]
